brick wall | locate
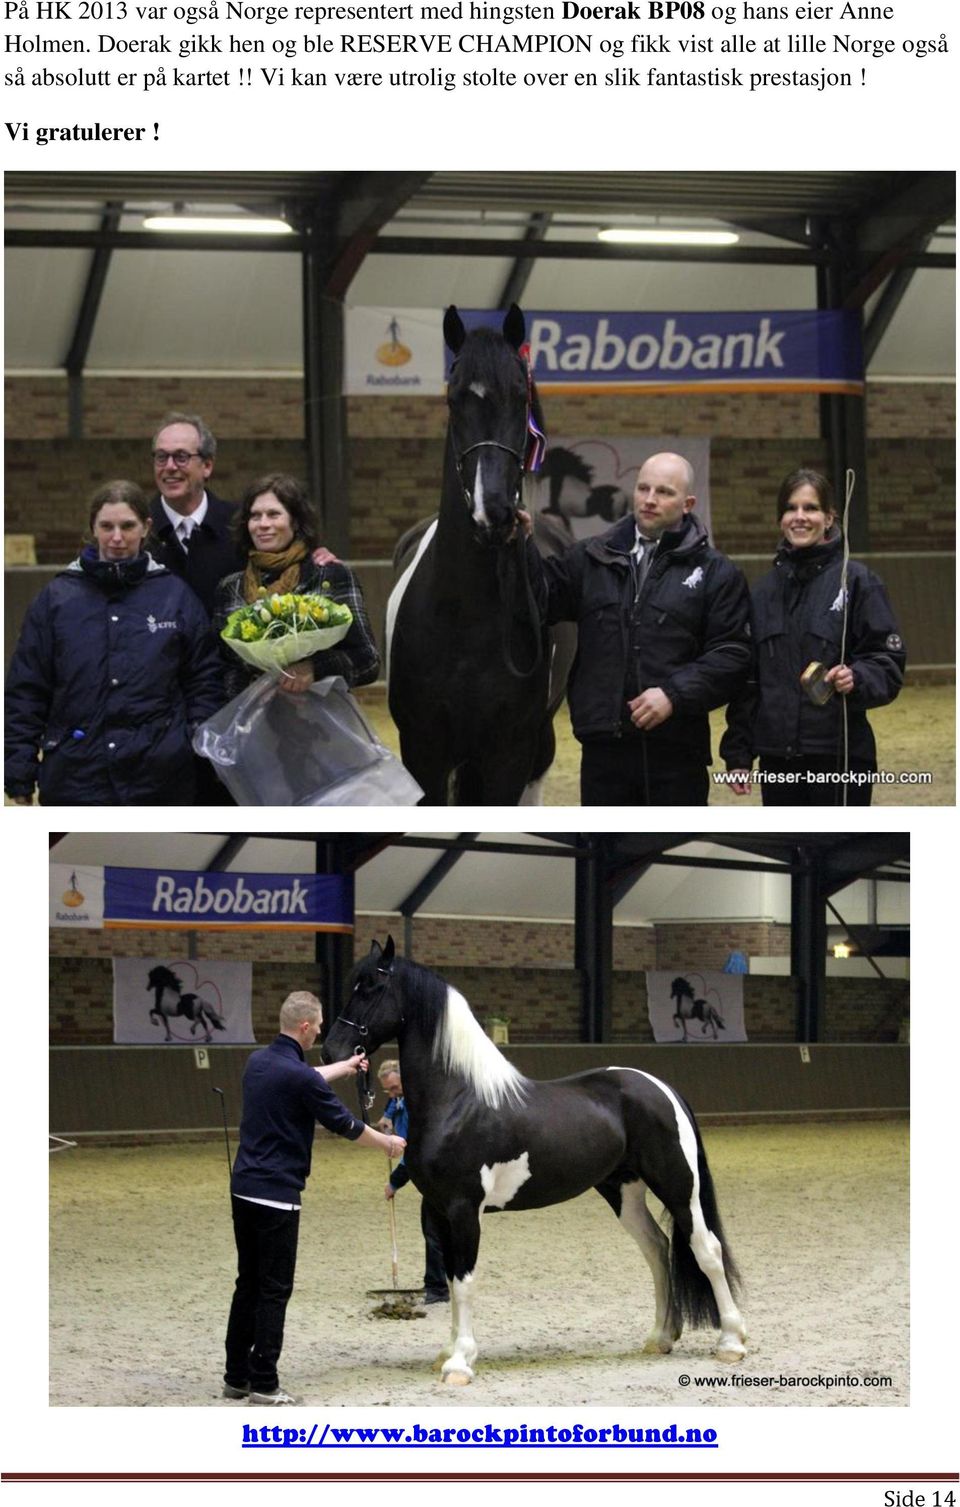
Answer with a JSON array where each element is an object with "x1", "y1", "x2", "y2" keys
[
  {"x1": 50, "y1": 915, "x2": 906, "y2": 1046},
  {"x1": 6, "y1": 376, "x2": 954, "y2": 560}
]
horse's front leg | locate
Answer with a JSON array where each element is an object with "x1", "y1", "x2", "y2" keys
[{"x1": 432, "y1": 1199, "x2": 482, "y2": 1386}]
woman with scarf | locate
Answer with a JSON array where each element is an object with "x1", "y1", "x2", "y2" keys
[
  {"x1": 211, "y1": 473, "x2": 379, "y2": 704},
  {"x1": 4, "y1": 480, "x2": 221, "y2": 806},
  {"x1": 721, "y1": 468, "x2": 905, "y2": 806}
]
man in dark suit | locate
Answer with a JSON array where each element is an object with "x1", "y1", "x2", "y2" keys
[
  {"x1": 149, "y1": 411, "x2": 242, "y2": 616},
  {"x1": 150, "y1": 412, "x2": 242, "y2": 803}
]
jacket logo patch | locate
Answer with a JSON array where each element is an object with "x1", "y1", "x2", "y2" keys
[
  {"x1": 886, "y1": 633, "x2": 903, "y2": 651},
  {"x1": 146, "y1": 614, "x2": 178, "y2": 633},
  {"x1": 681, "y1": 566, "x2": 704, "y2": 591},
  {"x1": 830, "y1": 588, "x2": 847, "y2": 612}
]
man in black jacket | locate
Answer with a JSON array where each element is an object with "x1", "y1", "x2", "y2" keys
[
  {"x1": 531, "y1": 452, "x2": 751, "y2": 805},
  {"x1": 149, "y1": 412, "x2": 242, "y2": 803},
  {"x1": 149, "y1": 412, "x2": 242, "y2": 617},
  {"x1": 224, "y1": 991, "x2": 405, "y2": 1406}
]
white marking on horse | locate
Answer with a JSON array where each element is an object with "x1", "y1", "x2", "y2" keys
[
  {"x1": 436, "y1": 986, "x2": 528, "y2": 1110},
  {"x1": 385, "y1": 517, "x2": 438, "y2": 687},
  {"x1": 471, "y1": 455, "x2": 489, "y2": 528},
  {"x1": 479, "y1": 1151, "x2": 531, "y2": 1210},
  {"x1": 469, "y1": 381, "x2": 486, "y2": 399},
  {"x1": 608, "y1": 1067, "x2": 746, "y2": 1359}
]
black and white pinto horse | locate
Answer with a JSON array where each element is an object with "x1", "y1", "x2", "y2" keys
[
  {"x1": 323, "y1": 938, "x2": 746, "y2": 1385},
  {"x1": 670, "y1": 975, "x2": 727, "y2": 1041},
  {"x1": 385, "y1": 305, "x2": 572, "y2": 805},
  {"x1": 146, "y1": 965, "x2": 226, "y2": 1044}
]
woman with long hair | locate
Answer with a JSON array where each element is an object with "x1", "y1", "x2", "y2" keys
[{"x1": 721, "y1": 467, "x2": 905, "y2": 806}]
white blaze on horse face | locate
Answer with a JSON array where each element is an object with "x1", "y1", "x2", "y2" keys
[
  {"x1": 479, "y1": 1151, "x2": 531, "y2": 1211},
  {"x1": 471, "y1": 455, "x2": 489, "y2": 528}
]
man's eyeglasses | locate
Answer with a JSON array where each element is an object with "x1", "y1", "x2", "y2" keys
[{"x1": 153, "y1": 449, "x2": 203, "y2": 467}]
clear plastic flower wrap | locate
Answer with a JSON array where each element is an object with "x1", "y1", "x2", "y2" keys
[{"x1": 193, "y1": 675, "x2": 424, "y2": 806}]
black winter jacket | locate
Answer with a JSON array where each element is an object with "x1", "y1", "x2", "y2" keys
[
  {"x1": 535, "y1": 512, "x2": 751, "y2": 763},
  {"x1": 231, "y1": 1034, "x2": 365, "y2": 1205},
  {"x1": 720, "y1": 534, "x2": 905, "y2": 768},
  {"x1": 4, "y1": 550, "x2": 222, "y2": 805}
]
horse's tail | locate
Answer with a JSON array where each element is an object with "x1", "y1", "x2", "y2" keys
[{"x1": 669, "y1": 1113, "x2": 740, "y2": 1331}]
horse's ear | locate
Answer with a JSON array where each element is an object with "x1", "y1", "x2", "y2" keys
[
  {"x1": 502, "y1": 303, "x2": 525, "y2": 350},
  {"x1": 443, "y1": 305, "x2": 466, "y2": 354},
  {"x1": 370, "y1": 938, "x2": 382, "y2": 961},
  {"x1": 382, "y1": 935, "x2": 396, "y2": 965}
]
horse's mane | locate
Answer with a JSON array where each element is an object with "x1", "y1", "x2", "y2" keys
[{"x1": 398, "y1": 957, "x2": 527, "y2": 1111}]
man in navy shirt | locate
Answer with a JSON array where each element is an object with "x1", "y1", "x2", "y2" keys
[{"x1": 224, "y1": 991, "x2": 405, "y2": 1406}]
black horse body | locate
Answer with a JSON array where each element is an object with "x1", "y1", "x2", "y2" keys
[
  {"x1": 324, "y1": 938, "x2": 746, "y2": 1385},
  {"x1": 387, "y1": 305, "x2": 569, "y2": 806}
]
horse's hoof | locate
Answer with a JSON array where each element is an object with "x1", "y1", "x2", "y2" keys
[
  {"x1": 715, "y1": 1343, "x2": 747, "y2": 1363},
  {"x1": 642, "y1": 1336, "x2": 674, "y2": 1355},
  {"x1": 442, "y1": 1368, "x2": 472, "y2": 1387}
]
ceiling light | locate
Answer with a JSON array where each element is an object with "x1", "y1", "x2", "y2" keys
[
  {"x1": 597, "y1": 227, "x2": 740, "y2": 246},
  {"x1": 141, "y1": 215, "x2": 292, "y2": 235},
  {"x1": 833, "y1": 941, "x2": 852, "y2": 960}
]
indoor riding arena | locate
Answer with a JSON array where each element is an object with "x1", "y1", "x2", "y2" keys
[{"x1": 49, "y1": 833, "x2": 909, "y2": 1408}]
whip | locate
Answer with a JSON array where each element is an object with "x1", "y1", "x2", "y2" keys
[
  {"x1": 839, "y1": 468, "x2": 854, "y2": 807},
  {"x1": 211, "y1": 1086, "x2": 232, "y2": 1184}
]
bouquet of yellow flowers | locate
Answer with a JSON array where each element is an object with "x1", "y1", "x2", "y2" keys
[{"x1": 220, "y1": 592, "x2": 353, "y2": 674}]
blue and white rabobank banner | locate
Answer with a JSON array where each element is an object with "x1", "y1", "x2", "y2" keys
[
  {"x1": 345, "y1": 307, "x2": 864, "y2": 395},
  {"x1": 50, "y1": 865, "x2": 354, "y2": 933}
]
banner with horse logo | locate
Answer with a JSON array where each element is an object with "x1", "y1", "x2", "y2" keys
[
  {"x1": 646, "y1": 970, "x2": 747, "y2": 1044},
  {"x1": 113, "y1": 958, "x2": 254, "y2": 1045},
  {"x1": 535, "y1": 434, "x2": 712, "y2": 543}
]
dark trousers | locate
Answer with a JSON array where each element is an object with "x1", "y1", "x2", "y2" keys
[
  {"x1": 224, "y1": 1196, "x2": 300, "y2": 1392},
  {"x1": 422, "y1": 1201, "x2": 447, "y2": 1294},
  {"x1": 759, "y1": 755, "x2": 875, "y2": 807},
  {"x1": 580, "y1": 738, "x2": 709, "y2": 807}
]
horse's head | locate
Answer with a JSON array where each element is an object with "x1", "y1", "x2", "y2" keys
[
  {"x1": 444, "y1": 304, "x2": 544, "y2": 546},
  {"x1": 147, "y1": 965, "x2": 181, "y2": 992},
  {"x1": 321, "y1": 936, "x2": 405, "y2": 1065},
  {"x1": 670, "y1": 976, "x2": 694, "y2": 1001}
]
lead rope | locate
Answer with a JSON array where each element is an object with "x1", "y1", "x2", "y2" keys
[
  {"x1": 497, "y1": 533, "x2": 544, "y2": 679},
  {"x1": 839, "y1": 469, "x2": 854, "y2": 808}
]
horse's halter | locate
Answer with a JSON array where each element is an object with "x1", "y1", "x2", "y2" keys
[
  {"x1": 452, "y1": 429, "x2": 528, "y2": 531},
  {"x1": 448, "y1": 352, "x2": 539, "y2": 536}
]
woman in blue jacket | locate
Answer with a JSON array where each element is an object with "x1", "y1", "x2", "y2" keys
[
  {"x1": 5, "y1": 480, "x2": 221, "y2": 806},
  {"x1": 721, "y1": 468, "x2": 905, "y2": 806}
]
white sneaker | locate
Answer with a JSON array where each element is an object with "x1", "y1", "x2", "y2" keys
[{"x1": 247, "y1": 1387, "x2": 301, "y2": 1406}]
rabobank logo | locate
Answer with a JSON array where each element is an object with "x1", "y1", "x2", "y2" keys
[
  {"x1": 50, "y1": 863, "x2": 103, "y2": 928},
  {"x1": 375, "y1": 316, "x2": 412, "y2": 369},
  {"x1": 151, "y1": 874, "x2": 310, "y2": 918},
  {"x1": 527, "y1": 316, "x2": 787, "y2": 375},
  {"x1": 366, "y1": 314, "x2": 422, "y2": 389}
]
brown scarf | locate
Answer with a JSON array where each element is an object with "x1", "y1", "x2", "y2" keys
[{"x1": 242, "y1": 539, "x2": 309, "y2": 603}]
